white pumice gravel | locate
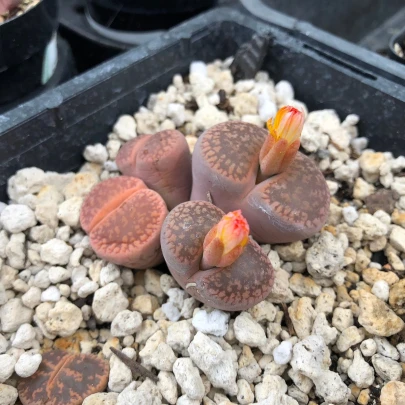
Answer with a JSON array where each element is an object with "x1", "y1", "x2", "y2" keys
[
  {"x1": 14, "y1": 352, "x2": 42, "y2": 378},
  {"x1": 192, "y1": 309, "x2": 230, "y2": 337},
  {"x1": 1, "y1": 59, "x2": 405, "y2": 405},
  {"x1": 273, "y1": 340, "x2": 293, "y2": 365}
]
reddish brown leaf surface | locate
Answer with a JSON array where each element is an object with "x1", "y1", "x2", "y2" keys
[{"x1": 18, "y1": 350, "x2": 109, "y2": 405}]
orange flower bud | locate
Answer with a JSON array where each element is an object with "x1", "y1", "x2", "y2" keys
[
  {"x1": 259, "y1": 106, "x2": 304, "y2": 179},
  {"x1": 201, "y1": 210, "x2": 249, "y2": 269}
]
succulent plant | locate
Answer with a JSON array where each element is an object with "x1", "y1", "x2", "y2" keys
[
  {"x1": 18, "y1": 350, "x2": 109, "y2": 405},
  {"x1": 80, "y1": 176, "x2": 168, "y2": 269},
  {"x1": 191, "y1": 106, "x2": 330, "y2": 243},
  {"x1": 161, "y1": 201, "x2": 274, "y2": 311},
  {"x1": 116, "y1": 129, "x2": 192, "y2": 210}
]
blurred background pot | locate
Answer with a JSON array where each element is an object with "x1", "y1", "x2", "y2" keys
[
  {"x1": 85, "y1": 0, "x2": 217, "y2": 45},
  {"x1": 87, "y1": 0, "x2": 217, "y2": 30},
  {"x1": 59, "y1": 0, "x2": 219, "y2": 73},
  {"x1": 0, "y1": 0, "x2": 75, "y2": 112}
]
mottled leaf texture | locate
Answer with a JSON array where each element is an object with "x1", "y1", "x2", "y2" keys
[{"x1": 18, "y1": 350, "x2": 109, "y2": 405}]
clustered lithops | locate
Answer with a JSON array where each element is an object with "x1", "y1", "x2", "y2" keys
[{"x1": 80, "y1": 106, "x2": 329, "y2": 310}]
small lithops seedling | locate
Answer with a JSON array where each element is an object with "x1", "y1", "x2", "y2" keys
[
  {"x1": 80, "y1": 176, "x2": 168, "y2": 268},
  {"x1": 161, "y1": 201, "x2": 274, "y2": 311},
  {"x1": 116, "y1": 129, "x2": 192, "y2": 210},
  {"x1": 191, "y1": 106, "x2": 330, "y2": 243},
  {"x1": 18, "y1": 350, "x2": 109, "y2": 405}
]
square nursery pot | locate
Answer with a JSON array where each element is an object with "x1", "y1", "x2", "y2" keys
[{"x1": 0, "y1": 7, "x2": 405, "y2": 203}]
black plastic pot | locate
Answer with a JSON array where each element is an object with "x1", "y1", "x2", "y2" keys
[
  {"x1": 1, "y1": 7, "x2": 405, "y2": 202},
  {"x1": 59, "y1": 0, "x2": 225, "y2": 73},
  {"x1": 0, "y1": 36, "x2": 77, "y2": 114},
  {"x1": 87, "y1": 0, "x2": 217, "y2": 32},
  {"x1": 389, "y1": 27, "x2": 405, "y2": 64},
  {"x1": 59, "y1": 0, "x2": 126, "y2": 74},
  {"x1": 0, "y1": 0, "x2": 61, "y2": 106}
]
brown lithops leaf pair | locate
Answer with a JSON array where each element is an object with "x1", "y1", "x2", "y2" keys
[
  {"x1": 190, "y1": 106, "x2": 330, "y2": 243},
  {"x1": 80, "y1": 130, "x2": 191, "y2": 269},
  {"x1": 161, "y1": 201, "x2": 274, "y2": 311},
  {"x1": 116, "y1": 130, "x2": 192, "y2": 210},
  {"x1": 18, "y1": 350, "x2": 109, "y2": 405}
]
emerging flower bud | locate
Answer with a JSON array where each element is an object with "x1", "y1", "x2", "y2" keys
[
  {"x1": 258, "y1": 106, "x2": 305, "y2": 180},
  {"x1": 201, "y1": 210, "x2": 250, "y2": 269}
]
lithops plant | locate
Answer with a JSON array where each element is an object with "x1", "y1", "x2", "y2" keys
[
  {"x1": 80, "y1": 176, "x2": 168, "y2": 269},
  {"x1": 161, "y1": 201, "x2": 274, "y2": 311},
  {"x1": 18, "y1": 350, "x2": 109, "y2": 405},
  {"x1": 116, "y1": 129, "x2": 192, "y2": 210},
  {"x1": 191, "y1": 106, "x2": 330, "y2": 243}
]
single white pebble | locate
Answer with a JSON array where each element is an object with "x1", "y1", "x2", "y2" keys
[
  {"x1": 99, "y1": 263, "x2": 120, "y2": 286},
  {"x1": 273, "y1": 340, "x2": 293, "y2": 365},
  {"x1": 167, "y1": 103, "x2": 185, "y2": 127},
  {"x1": 371, "y1": 280, "x2": 390, "y2": 301},
  {"x1": 41, "y1": 286, "x2": 61, "y2": 302},
  {"x1": 111, "y1": 310, "x2": 143, "y2": 337},
  {"x1": 40, "y1": 239, "x2": 73, "y2": 265},
  {"x1": 15, "y1": 352, "x2": 42, "y2": 378},
  {"x1": 81, "y1": 305, "x2": 92, "y2": 321},
  {"x1": 192, "y1": 309, "x2": 230, "y2": 337},
  {"x1": 21, "y1": 286, "x2": 42, "y2": 309},
  {"x1": 78, "y1": 281, "x2": 99, "y2": 298},
  {"x1": 343, "y1": 114, "x2": 360, "y2": 126},
  {"x1": 59, "y1": 284, "x2": 71, "y2": 297},
  {"x1": 48, "y1": 266, "x2": 71, "y2": 284},
  {"x1": 12, "y1": 324, "x2": 36, "y2": 349},
  {"x1": 360, "y1": 339, "x2": 377, "y2": 357},
  {"x1": 0, "y1": 383, "x2": 18, "y2": 405},
  {"x1": 1, "y1": 205, "x2": 36, "y2": 233},
  {"x1": 0, "y1": 354, "x2": 16, "y2": 382},
  {"x1": 161, "y1": 302, "x2": 181, "y2": 322},
  {"x1": 190, "y1": 61, "x2": 207, "y2": 76},
  {"x1": 83, "y1": 144, "x2": 108, "y2": 164},
  {"x1": 275, "y1": 80, "x2": 294, "y2": 104},
  {"x1": 123, "y1": 336, "x2": 135, "y2": 347},
  {"x1": 326, "y1": 180, "x2": 339, "y2": 195},
  {"x1": 333, "y1": 270, "x2": 346, "y2": 286},
  {"x1": 113, "y1": 115, "x2": 137, "y2": 141},
  {"x1": 259, "y1": 100, "x2": 277, "y2": 122},
  {"x1": 351, "y1": 137, "x2": 368, "y2": 154},
  {"x1": 208, "y1": 93, "x2": 220, "y2": 106},
  {"x1": 342, "y1": 206, "x2": 359, "y2": 226}
]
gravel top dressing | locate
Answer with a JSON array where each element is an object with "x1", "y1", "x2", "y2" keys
[{"x1": 0, "y1": 57, "x2": 405, "y2": 405}]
